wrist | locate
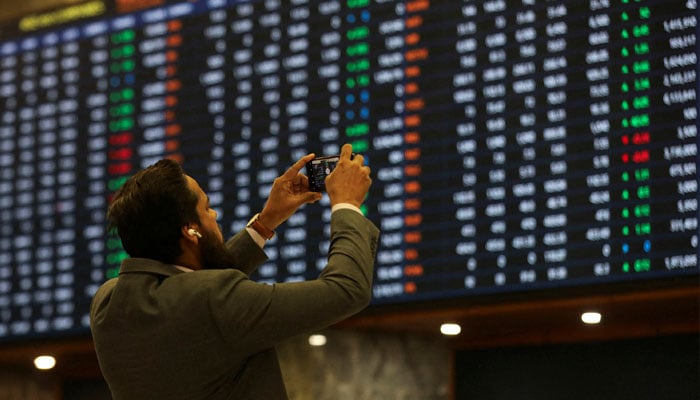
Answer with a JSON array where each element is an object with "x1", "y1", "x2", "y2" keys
[
  {"x1": 247, "y1": 213, "x2": 275, "y2": 240},
  {"x1": 257, "y1": 210, "x2": 279, "y2": 230},
  {"x1": 331, "y1": 203, "x2": 363, "y2": 215}
]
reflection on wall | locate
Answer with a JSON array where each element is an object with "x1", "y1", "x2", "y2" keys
[
  {"x1": 279, "y1": 329, "x2": 451, "y2": 400},
  {"x1": 0, "y1": 369, "x2": 57, "y2": 400}
]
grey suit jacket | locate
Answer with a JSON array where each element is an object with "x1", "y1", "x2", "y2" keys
[{"x1": 90, "y1": 209, "x2": 379, "y2": 400}]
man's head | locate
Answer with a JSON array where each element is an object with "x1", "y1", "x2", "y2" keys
[
  {"x1": 107, "y1": 159, "x2": 241, "y2": 269},
  {"x1": 107, "y1": 159, "x2": 201, "y2": 264}
]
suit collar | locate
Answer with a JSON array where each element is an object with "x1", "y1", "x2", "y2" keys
[{"x1": 119, "y1": 258, "x2": 186, "y2": 277}]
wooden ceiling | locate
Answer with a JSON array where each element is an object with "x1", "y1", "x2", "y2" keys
[{"x1": 341, "y1": 280, "x2": 700, "y2": 349}]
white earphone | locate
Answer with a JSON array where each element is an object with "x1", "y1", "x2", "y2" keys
[{"x1": 187, "y1": 228, "x2": 202, "y2": 238}]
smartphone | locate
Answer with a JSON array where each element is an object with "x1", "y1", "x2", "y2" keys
[{"x1": 306, "y1": 155, "x2": 340, "y2": 192}]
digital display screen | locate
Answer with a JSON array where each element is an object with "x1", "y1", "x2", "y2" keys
[{"x1": 0, "y1": 0, "x2": 697, "y2": 341}]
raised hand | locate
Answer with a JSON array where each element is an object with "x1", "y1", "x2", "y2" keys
[{"x1": 258, "y1": 153, "x2": 323, "y2": 230}]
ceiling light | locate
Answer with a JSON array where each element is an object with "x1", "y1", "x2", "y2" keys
[
  {"x1": 581, "y1": 312, "x2": 602, "y2": 324},
  {"x1": 34, "y1": 355, "x2": 56, "y2": 370},
  {"x1": 440, "y1": 323, "x2": 462, "y2": 336},
  {"x1": 308, "y1": 334, "x2": 327, "y2": 347}
]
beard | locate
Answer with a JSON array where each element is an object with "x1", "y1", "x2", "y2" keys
[{"x1": 199, "y1": 228, "x2": 238, "y2": 270}]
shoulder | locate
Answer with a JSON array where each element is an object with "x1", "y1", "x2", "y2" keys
[
  {"x1": 158, "y1": 269, "x2": 252, "y2": 303},
  {"x1": 92, "y1": 278, "x2": 118, "y2": 304}
]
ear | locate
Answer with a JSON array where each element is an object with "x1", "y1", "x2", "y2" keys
[{"x1": 181, "y1": 225, "x2": 201, "y2": 243}]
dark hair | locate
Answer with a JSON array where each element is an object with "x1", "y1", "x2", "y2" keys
[{"x1": 106, "y1": 159, "x2": 200, "y2": 263}]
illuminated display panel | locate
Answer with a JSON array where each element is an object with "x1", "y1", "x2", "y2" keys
[{"x1": 0, "y1": 0, "x2": 697, "y2": 341}]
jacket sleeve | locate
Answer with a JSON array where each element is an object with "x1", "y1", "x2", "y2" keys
[
  {"x1": 210, "y1": 209, "x2": 379, "y2": 354},
  {"x1": 224, "y1": 229, "x2": 268, "y2": 276}
]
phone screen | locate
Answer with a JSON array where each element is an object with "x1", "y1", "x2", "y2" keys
[{"x1": 306, "y1": 155, "x2": 340, "y2": 192}]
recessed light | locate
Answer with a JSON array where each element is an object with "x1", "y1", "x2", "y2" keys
[
  {"x1": 34, "y1": 355, "x2": 56, "y2": 370},
  {"x1": 440, "y1": 323, "x2": 462, "y2": 336},
  {"x1": 308, "y1": 334, "x2": 327, "y2": 347},
  {"x1": 581, "y1": 312, "x2": 602, "y2": 324}
]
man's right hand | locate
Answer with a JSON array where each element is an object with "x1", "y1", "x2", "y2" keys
[{"x1": 325, "y1": 143, "x2": 372, "y2": 208}]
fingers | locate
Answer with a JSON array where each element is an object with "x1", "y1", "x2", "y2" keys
[
  {"x1": 339, "y1": 143, "x2": 366, "y2": 167},
  {"x1": 284, "y1": 153, "x2": 315, "y2": 178},
  {"x1": 288, "y1": 173, "x2": 310, "y2": 194},
  {"x1": 304, "y1": 191, "x2": 323, "y2": 204},
  {"x1": 339, "y1": 143, "x2": 353, "y2": 160},
  {"x1": 353, "y1": 153, "x2": 365, "y2": 166}
]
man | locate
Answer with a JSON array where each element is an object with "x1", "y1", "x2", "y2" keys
[{"x1": 90, "y1": 144, "x2": 379, "y2": 399}]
